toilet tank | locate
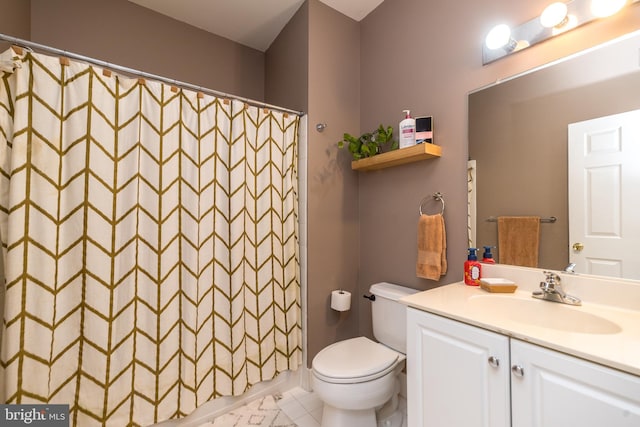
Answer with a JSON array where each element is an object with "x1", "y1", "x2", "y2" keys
[{"x1": 370, "y1": 282, "x2": 419, "y2": 354}]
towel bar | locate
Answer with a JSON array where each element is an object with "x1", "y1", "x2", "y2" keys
[
  {"x1": 486, "y1": 216, "x2": 557, "y2": 223},
  {"x1": 419, "y1": 192, "x2": 445, "y2": 216}
]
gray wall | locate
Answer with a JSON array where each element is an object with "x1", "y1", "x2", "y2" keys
[
  {"x1": 266, "y1": 1, "x2": 362, "y2": 366},
  {"x1": 355, "y1": 0, "x2": 640, "y2": 338},
  {"x1": 305, "y1": 0, "x2": 361, "y2": 364},
  {"x1": 0, "y1": 0, "x2": 30, "y2": 39},
  {"x1": 266, "y1": 0, "x2": 362, "y2": 365},
  {"x1": 265, "y1": 2, "x2": 309, "y2": 113},
  {"x1": 28, "y1": 0, "x2": 265, "y2": 100}
]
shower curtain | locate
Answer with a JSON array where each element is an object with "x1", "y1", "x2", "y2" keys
[{"x1": 0, "y1": 48, "x2": 302, "y2": 426}]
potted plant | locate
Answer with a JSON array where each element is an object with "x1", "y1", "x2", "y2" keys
[{"x1": 338, "y1": 124, "x2": 397, "y2": 160}]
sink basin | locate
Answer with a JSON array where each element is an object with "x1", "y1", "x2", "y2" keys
[{"x1": 468, "y1": 295, "x2": 622, "y2": 335}]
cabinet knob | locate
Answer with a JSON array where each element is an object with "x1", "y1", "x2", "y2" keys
[
  {"x1": 511, "y1": 365, "x2": 524, "y2": 377},
  {"x1": 488, "y1": 356, "x2": 500, "y2": 368}
]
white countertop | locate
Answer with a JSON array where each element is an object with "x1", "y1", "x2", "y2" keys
[{"x1": 401, "y1": 281, "x2": 640, "y2": 376}]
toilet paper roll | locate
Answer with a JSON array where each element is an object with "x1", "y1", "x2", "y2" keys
[{"x1": 331, "y1": 290, "x2": 351, "y2": 312}]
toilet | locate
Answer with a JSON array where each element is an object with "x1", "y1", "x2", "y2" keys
[{"x1": 312, "y1": 282, "x2": 418, "y2": 427}]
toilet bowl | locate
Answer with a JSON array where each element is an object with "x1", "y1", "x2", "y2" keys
[
  {"x1": 311, "y1": 282, "x2": 418, "y2": 427},
  {"x1": 312, "y1": 336, "x2": 404, "y2": 427}
]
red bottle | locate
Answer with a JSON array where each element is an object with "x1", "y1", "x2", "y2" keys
[
  {"x1": 464, "y1": 248, "x2": 482, "y2": 286},
  {"x1": 482, "y1": 246, "x2": 496, "y2": 264}
]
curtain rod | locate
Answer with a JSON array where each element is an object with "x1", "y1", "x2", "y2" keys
[{"x1": 0, "y1": 33, "x2": 305, "y2": 117}]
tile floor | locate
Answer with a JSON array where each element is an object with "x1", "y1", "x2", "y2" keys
[
  {"x1": 276, "y1": 387, "x2": 408, "y2": 427},
  {"x1": 277, "y1": 387, "x2": 322, "y2": 427}
]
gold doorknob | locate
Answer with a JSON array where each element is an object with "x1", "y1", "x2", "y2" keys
[{"x1": 572, "y1": 242, "x2": 584, "y2": 251}]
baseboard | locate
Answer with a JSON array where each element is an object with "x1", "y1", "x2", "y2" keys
[{"x1": 298, "y1": 364, "x2": 313, "y2": 391}]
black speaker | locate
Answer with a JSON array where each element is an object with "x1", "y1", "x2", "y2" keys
[{"x1": 416, "y1": 116, "x2": 433, "y2": 144}]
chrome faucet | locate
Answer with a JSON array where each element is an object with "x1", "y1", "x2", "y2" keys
[
  {"x1": 532, "y1": 271, "x2": 581, "y2": 306},
  {"x1": 564, "y1": 263, "x2": 577, "y2": 273}
]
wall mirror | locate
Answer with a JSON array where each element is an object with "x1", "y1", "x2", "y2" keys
[{"x1": 468, "y1": 30, "x2": 640, "y2": 280}]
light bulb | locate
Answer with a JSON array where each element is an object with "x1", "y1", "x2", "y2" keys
[
  {"x1": 551, "y1": 14, "x2": 578, "y2": 35},
  {"x1": 540, "y1": 2, "x2": 568, "y2": 28},
  {"x1": 591, "y1": 0, "x2": 627, "y2": 17},
  {"x1": 485, "y1": 24, "x2": 512, "y2": 50}
]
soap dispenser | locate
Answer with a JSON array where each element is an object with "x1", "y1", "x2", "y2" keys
[
  {"x1": 482, "y1": 246, "x2": 496, "y2": 264},
  {"x1": 464, "y1": 248, "x2": 482, "y2": 286},
  {"x1": 399, "y1": 110, "x2": 416, "y2": 148}
]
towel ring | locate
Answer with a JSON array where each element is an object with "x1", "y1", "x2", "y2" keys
[{"x1": 419, "y1": 192, "x2": 445, "y2": 216}]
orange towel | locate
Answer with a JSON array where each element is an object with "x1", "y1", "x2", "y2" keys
[
  {"x1": 416, "y1": 213, "x2": 447, "y2": 280},
  {"x1": 497, "y1": 216, "x2": 540, "y2": 267}
]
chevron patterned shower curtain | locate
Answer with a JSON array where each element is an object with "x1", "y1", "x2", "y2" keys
[{"x1": 0, "y1": 48, "x2": 301, "y2": 426}]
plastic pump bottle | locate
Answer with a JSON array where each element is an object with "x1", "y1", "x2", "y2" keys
[
  {"x1": 399, "y1": 110, "x2": 416, "y2": 148},
  {"x1": 482, "y1": 246, "x2": 496, "y2": 264},
  {"x1": 464, "y1": 248, "x2": 482, "y2": 286}
]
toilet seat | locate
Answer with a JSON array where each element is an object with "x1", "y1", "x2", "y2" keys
[{"x1": 312, "y1": 336, "x2": 401, "y2": 384}]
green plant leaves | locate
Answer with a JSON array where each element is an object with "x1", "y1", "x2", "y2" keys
[{"x1": 337, "y1": 124, "x2": 396, "y2": 160}]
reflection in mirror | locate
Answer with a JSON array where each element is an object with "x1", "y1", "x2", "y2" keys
[{"x1": 468, "y1": 30, "x2": 640, "y2": 280}]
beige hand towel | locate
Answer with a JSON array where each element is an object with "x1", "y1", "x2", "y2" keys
[
  {"x1": 416, "y1": 213, "x2": 447, "y2": 280},
  {"x1": 497, "y1": 216, "x2": 540, "y2": 267}
]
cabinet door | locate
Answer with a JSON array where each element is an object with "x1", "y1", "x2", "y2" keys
[
  {"x1": 511, "y1": 339, "x2": 640, "y2": 427},
  {"x1": 406, "y1": 308, "x2": 510, "y2": 427}
]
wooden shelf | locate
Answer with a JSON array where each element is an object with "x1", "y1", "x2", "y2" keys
[{"x1": 351, "y1": 143, "x2": 442, "y2": 171}]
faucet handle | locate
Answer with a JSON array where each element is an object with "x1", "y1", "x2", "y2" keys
[
  {"x1": 534, "y1": 271, "x2": 580, "y2": 305},
  {"x1": 540, "y1": 271, "x2": 561, "y2": 293},
  {"x1": 543, "y1": 270, "x2": 561, "y2": 283}
]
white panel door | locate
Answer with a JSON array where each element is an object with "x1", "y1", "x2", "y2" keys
[
  {"x1": 406, "y1": 308, "x2": 510, "y2": 427},
  {"x1": 568, "y1": 109, "x2": 640, "y2": 279},
  {"x1": 511, "y1": 339, "x2": 640, "y2": 427}
]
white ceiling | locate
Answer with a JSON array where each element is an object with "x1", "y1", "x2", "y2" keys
[{"x1": 128, "y1": 0, "x2": 385, "y2": 52}]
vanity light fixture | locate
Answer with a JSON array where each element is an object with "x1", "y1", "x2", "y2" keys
[
  {"x1": 483, "y1": 0, "x2": 638, "y2": 64},
  {"x1": 540, "y1": 2, "x2": 569, "y2": 27},
  {"x1": 551, "y1": 14, "x2": 578, "y2": 35},
  {"x1": 485, "y1": 24, "x2": 516, "y2": 50}
]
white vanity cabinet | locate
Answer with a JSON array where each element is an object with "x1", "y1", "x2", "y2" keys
[
  {"x1": 511, "y1": 339, "x2": 640, "y2": 427},
  {"x1": 406, "y1": 308, "x2": 511, "y2": 427},
  {"x1": 407, "y1": 307, "x2": 640, "y2": 427}
]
